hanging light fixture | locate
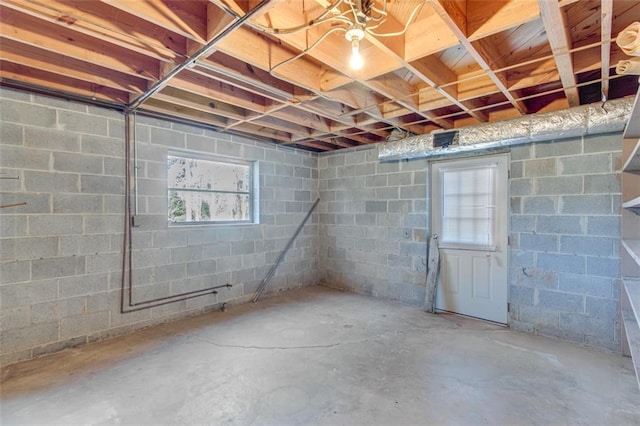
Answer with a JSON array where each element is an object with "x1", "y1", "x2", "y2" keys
[
  {"x1": 262, "y1": 0, "x2": 425, "y2": 75},
  {"x1": 345, "y1": 25, "x2": 365, "y2": 70}
]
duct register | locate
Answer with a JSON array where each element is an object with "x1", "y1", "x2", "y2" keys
[{"x1": 378, "y1": 97, "x2": 633, "y2": 161}]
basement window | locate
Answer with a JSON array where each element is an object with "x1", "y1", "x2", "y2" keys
[{"x1": 167, "y1": 151, "x2": 258, "y2": 225}]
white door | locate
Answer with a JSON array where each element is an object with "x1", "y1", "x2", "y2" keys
[{"x1": 431, "y1": 154, "x2": 509, "y2": 324}]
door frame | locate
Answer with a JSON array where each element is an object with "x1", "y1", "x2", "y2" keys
[{"x1": 428, "y1": 152, "x2": 510, "y2": 324}]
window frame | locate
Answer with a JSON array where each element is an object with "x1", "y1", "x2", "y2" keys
[
  {"x1": 167, "y1": 150, "x2": 259, "y2": 226},
  {"x1": 437, "y1": 162, "x2": 498, "y2": 252}
]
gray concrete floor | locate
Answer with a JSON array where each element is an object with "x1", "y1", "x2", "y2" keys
[{"x1": 1, "y1": 286, "x2": 639, "y2": 425}]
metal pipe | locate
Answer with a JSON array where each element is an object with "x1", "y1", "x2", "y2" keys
[
  {"x1": 378, "y1": 97, "x2": 634, "y2": 161},
  {"x1": 129, "y1": 284, "x2": 232, "y2": 307},
  {"x1": 126, "y1": 0, "x2": 272, "y2": 113},
  {"x1": 253, "y1": 198, "x2": 320, "y2": 303},
  {"x1": 121, "y1": 113, "x2": 235, "y2": 312}
]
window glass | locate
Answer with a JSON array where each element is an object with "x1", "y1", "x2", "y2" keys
[
  {"x1": 440, "y1": 164, "x2": 496, "y2": 247},
  {"x1": 167, "y1": 153, "x2": 256, "y2": 225}
]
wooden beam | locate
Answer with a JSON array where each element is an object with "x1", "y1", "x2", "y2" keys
[
  {"x1": 2, "y1": 0, "x2": 184, "y2": 61},
  {"x1": 100, "y1": 0, "x2": 207, "y2": 43},
  {"x1": 430, "y1": 0, "x2": 527, "y2": 115},
  {"x1": 537, "y1": 0, "x2": 580, "y2": 106},
  {"x1": 0, "y1": 60, "x2": 129, "y2": 103},
  {"x1": 168, "y1": 70, "x2": 266, "y2": 114},
  {"x1": 1, "y1": 37, "x2": 147, "y2": 94},
  {"x1": 0, "y1": 7, "x2": 159, "y2": 81},
  {"x1": 467, "y1": 0, "x2": 540, "y2": 41}
]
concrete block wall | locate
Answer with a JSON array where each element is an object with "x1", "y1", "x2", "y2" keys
[
  {"x1": 318, "y1": 145, "x2": 429, "y2": 305},
  {"x1": 0, "y1": 87, "x2": 318, "y2": 366},
  {"x1": 319, "y1": 135, "x2": 623, "y2": 352},
  {"x1": 509, "y1": 133, "x2": 622, "y2": 351}
]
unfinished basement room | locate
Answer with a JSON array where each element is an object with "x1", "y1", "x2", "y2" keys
[{"x1": 2, "y1": 0, "x2": 640, "y2": 424}]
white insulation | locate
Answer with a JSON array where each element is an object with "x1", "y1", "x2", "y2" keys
[{"x1": 378, "y1": 97, "x2": 634, "y2": 161}]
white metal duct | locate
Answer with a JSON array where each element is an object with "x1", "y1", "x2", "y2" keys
[{"x1": 378, "y1": 97, "x2": 634, "y2": 161}]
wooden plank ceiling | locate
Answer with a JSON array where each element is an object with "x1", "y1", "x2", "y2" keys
[{"x1": 1, "y1": 0, "x2": 639, "y2": 152}]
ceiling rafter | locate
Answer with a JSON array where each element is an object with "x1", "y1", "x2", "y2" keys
[
  {"x1": 537, "y1": 0, "x2": 580, "y2": 107},
  {"x1": 1, "y1": 0, "x2": 637, "y2": 152}
]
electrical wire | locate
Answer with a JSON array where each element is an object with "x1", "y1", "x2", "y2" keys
[
  {"x1": 269, "y1": 26, "x2": 347, "y2": 75},
  {"x1": 366, "y1": 1, "x2": 424, "y2": 37}
]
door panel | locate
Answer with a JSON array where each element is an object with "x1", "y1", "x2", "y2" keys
[{"x1": 431, "y1": 154, "x2": 508, "y2": 324}]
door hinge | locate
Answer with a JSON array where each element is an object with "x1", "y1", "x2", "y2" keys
[{"x1": 507, "y1": 302, "x2": 511, "y2": 313}]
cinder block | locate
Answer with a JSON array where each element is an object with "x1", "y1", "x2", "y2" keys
[
  {"x1": 559, "y1": 153, "x2": 612, "y2": 175},
  {"x1": 81, "y1": 135, "x2": 124, "y2": 157},
  {"x1": 365, "y1": 175, "x2": 387, "y2": 187},
  {"x1": 154, "y1": 263, "x2": 186, "y2": 281},
  {"x1": 59, "y1": 311, "x2": 110, "y2": 340},
  {"x1": 103, "y1": 157, "x2": 125, "y2": 177},
  {"x1": 59, "y1": 111, "x2": 109, "y2": 136},
  {"x1": 327, "y1": 154, "x2": 345, "y2": 167},
  {"x1": 25, "y1": 128, "x2": 79, "y2": 152},
  {"x1": 518, "y1": 305, "x2": 559, "y2": 327},
  {"x1": 32, "y1": 256, "x2": 86, "y2": 280},
  {"x1": 560, "y1": 235, "x2": 615, "y2": 256},
  {"x1": 583, "y1": 133, "x2": 621, "y2": 153},
  {"x1": 536, "y1": 215, "x2": 583, "y2": 235},
  {"x1": 58, "y1": 273, "x2": 110, "y2": 298},
  {"x1": 345, "y1": 150, "x2": 367, "y2": 165},
  {"x1": 53, "y1": 193, "x2": 103, "y2": 214},
  {"x1": 152, "y1": 230, "x2": 188, "y2": 248},
  {"x1": 534, "y1": 139, "x2": 582, "y2": 158},
  {"x1": 365, "y1": 200, "x2": 387, "y2": 213},
  {"x1": 150, "y1": 127, "x2": 186, "y2": 148},
  {"x1": 519, "y1": 233, "x2": 558, "y2": 252},
  {"x1": 375, "y1": 187, "x2": 399, "y2": 200},
  {"x1": 0, "y1": 123, "x2": 24, "y2": 145},
  {"x1": 1, "y1": 146, "x2": 50, "y2": 170},
  {"x1": 377, "y1": 161, "x2": 400, "y2": 174},
  {"x1": 24, "y1": 171, "x2": 79, "y2": 193},
  {"x1": 354, "y1": 163, "x2": 375, "y2": 176},
  {"x1": 53, "y1": 151, "x2": 103, "y2": 174},
  {"x1": 585, "y1": 296, "x2": 617, "y2": 320},
  {"x1": 400, "y1": 185, "x2": 426, "y2": 199},
  {"x1": 1, "y1": 99, "x2": 56, "y2": 128},
  {"x1": 171, "y1": 245, "x2": 204, "y2": 263},
  {"x1": 84, "y1": 214, "x2": 122, "y2": 234},
  {"x1": 1, "y1": 236, "x2": 58, "y2": 261},
  {"x1": 215, "y1": 256, "x2": 241, "y2": 273},
  {"x1": 583, "y1": 316, "x2": 615, "y2": 339},
  {"x1": 0, "y1": 216, "x2": 27, "y2": 238},
  {"x1": 0, "y1": 322, "x2": 59, "y2": 352},
  {"x1": 586, "y1": 216, "x2": 620, "y2": 237},
  {"x1": 80, "y1": 175, "x2": 124, "y2": 195},
  {"x1": 29, "y1": 215, "x2": 82, "y2": 236},
  {"x1": 583, "y1": 174, "x2": 619, "y2": 194},
  {"x1": 558, "y1": 273, "x2": 613, "y2": 298},
  {"x1": 231, "y1": 240, "x2": 255, "y2": 255},
  {"x1": 535, "y1": 176, "x2": 582, "y2": 195},
  {"x1": 560, "y1": 195, "x2": 612, "y2": 214},
  {"x1": 511, "y1": 179, "x2": 532, "y2": 196},
  {"x1": 524, "y1": 158, "x2": 556, "y2": 177},
  {"x1": 537, "y1": 253, "x2": 585, "y2": 274},
  {"x1": 510, "y1": 161, "x2": 524, "y2": 178},
  {"x1": 510, "y1": 285, "x2": 534, "y2": 305},
  {"x1": 109, "y1": 119, "x2": 125, "y2": 139},
  {"x1": 511, "y1": 144, "x2": 533, "y2": 161},
  {"x1": 537, "y1": 289, "x2": 584, "y2": 313},
  {"x1": 511, "y1": 215, "x2": 535, "y2": 232},
  {"x1": 86, "y1": 252, "x2": 121, "y2": 274},
  {"x1": 522, "y1": 196, "x2": 557, "y2": 214},
  {"x1": 386, "y1": 173, "x2": 410, "y2": 187}
]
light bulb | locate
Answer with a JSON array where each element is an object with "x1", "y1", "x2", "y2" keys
[{"x1": 349, "y1": 38, "x2": 364, "y2": 70}]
